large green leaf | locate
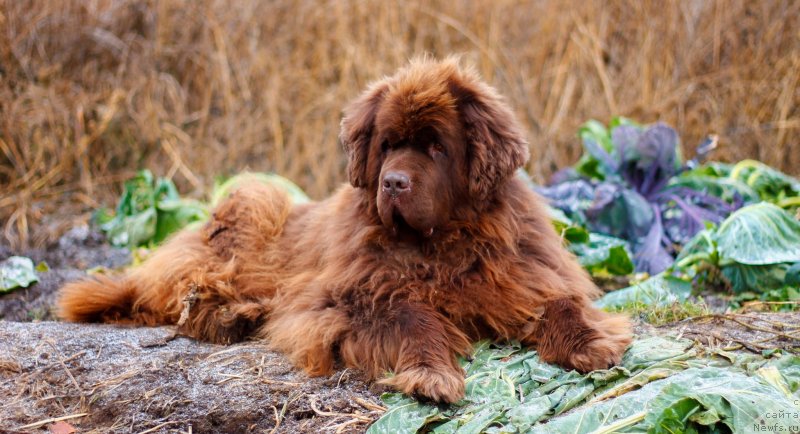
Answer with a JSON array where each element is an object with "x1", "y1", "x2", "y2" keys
[
  {"x1": 721, "y1": 262, "x2": 790, "y2": 293},
  {"x1": 530, "y1": 377, "x2": 669, "y2": 433},
  {"x1": 367, "y1": 394, "x2": 441, "y2": 434},
  {"x1": 506, "y1": 395, "x2": 554, "y2": 432},
  {"x1": 675, "y1": 207, "x2": 800, "y2": 294},
  {"x1": 768, "y1": 355, "x2": 800, "y2": 394},
  {"x1": 675, "y1": 228, "x2": 715, "y2": 263},
  {"x1": 101, "y1": 206, "x2": 157, "y2": 247},
  {"x1": 0, "y1": 256, "x2": 40, "y2": 292},
  {"x1": 549, "y1": 206, "x2": 590, "y2": 244},
  {"x1": 569, "y1": 233, "x2": 634, "y2": 276},
  {"x1": 715, "y1": 203, "x2": 800, "y2": 265},
  {"x1": 645, "y1": 368, "x2": 800, "y2": 434},
  {"x1": 729, "y1": 159, "x2": 800, "y2": 203},
  {"x1": 595, "y1": 273, "x2": 692, "y2": 309},
  {"x1": 211, "y1": 172, "x2": 310, "y2": 206},
  {"x1": 620, "y1": 336, "x2": 695, "y2": 371},
  {"x1": 452, "y1": 402, "x2": 508, "y2": 434},
  {"x1": 155, "y1": 199, "x2": 209, "y2": 243}
]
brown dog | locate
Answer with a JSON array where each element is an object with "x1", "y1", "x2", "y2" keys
[{"x1": 59, "y1": 57, "x2": 631, "y2": 403}]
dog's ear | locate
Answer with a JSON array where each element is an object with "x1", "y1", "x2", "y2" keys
[
  {"x1": 449, "y1": 75, "x2": 529, "y2": 201},
  {"x1": 340, "y1": 81, "x2": 389, "y2": 188}
]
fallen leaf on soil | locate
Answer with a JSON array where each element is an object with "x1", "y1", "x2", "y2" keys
[{"x1": 49, "y1": 421, "x2": 77, "y2": 434}]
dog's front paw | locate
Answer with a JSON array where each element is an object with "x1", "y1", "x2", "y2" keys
[
  {"x1": 564, "y1": 332, "x2": 630, "y2": 372},
  {"x1": 537, "y1": 300, "x2": 632, "y2": 373},
  {"x1": 381, "y1": 365, "x2": 465, "y2": 403}
]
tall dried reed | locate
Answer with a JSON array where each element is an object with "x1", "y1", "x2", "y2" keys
[{"x1": 1, "y1": 0, "x2": 798, "y2": 248}]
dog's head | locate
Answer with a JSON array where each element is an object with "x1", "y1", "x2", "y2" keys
[{"x1": 340, "y1": 57, "x2": 529, "y2": 236}]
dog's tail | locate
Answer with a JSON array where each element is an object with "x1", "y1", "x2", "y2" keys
[
  {"x1": 58, "y1": 180, "x2": 294, "y2": 331},
  {"x1": 56, "y1": 229, "x2": 207, "y2": 326},
  {"x1": 58, "y1": 274, "x2": 146, "y2": 323}
]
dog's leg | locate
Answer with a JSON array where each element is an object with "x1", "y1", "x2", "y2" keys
[
  {"x1": 339, "y1": 302, "x2": 472, "y2": 403},
  {"x1": 266, "y1": 294, "x2": 472, "y2": 403},
  {"x1": 528, "y1": 297, "x2": 631, "y2": 372},
  {"x1": 263, "y1": 300, "x2": 353, "y2": 377},
  {"x1": 178, "y1": 293, "x2": 268, "y2": 344}
]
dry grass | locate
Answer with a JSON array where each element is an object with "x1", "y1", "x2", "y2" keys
[{"x1": 1, "y1": 0, "x2": 799, "y2": 249}]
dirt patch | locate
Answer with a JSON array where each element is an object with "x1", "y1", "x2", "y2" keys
[
  {"x1": 6, "y1": 226, "x2": 132, "y2": 271},
  {"x1": 0, "y1": 226, "x2": 130, "y2": 322},
  {"x1": 0, "y1": 269, "x2": 85, "y2": 321},
  {"x1": 656, "y1": 311, "x2": 800, "y2": 354},
  {"x1": 0, "y1": 321, "x2": 383, "y2": 433}
]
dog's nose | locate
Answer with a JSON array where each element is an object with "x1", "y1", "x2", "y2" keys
[{"x1": 382, "y1": 172, "x2": 410, "y2": 195}]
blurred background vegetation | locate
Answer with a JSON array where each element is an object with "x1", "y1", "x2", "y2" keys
[{"x1": 1, "y1": 0, "x2": 798, "y2": 249}]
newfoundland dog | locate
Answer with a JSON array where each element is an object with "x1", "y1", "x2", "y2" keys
[{"x1": 59, "y1": 57, "x2": 631, "y2": 403}]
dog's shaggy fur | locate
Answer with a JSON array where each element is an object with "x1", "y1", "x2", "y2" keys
[{"x1": 59, "y1": 57, "x2": 631, "y2": 403}]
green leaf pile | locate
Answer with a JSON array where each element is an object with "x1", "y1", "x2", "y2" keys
[
  {"x1": 96, "y1": 170, "x2": 309, "y2": 248},
  {"x1": 96, "y1": 170, "x2": 208, "y2": 247},
  {"x1": 369, "y1": 338, "x2": 800, "y2": 433}
]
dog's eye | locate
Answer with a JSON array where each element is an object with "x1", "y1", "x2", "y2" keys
[
  {"x1": 429, "y1": 143, "x2": 446, "y2": 158},
  {"x1": 381, "y1": 140, "x2": 390, "y2": 153}
]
